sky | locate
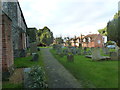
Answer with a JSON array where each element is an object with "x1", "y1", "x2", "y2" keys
[{"x1": 18, "y1": 0, "x2": 119, "y2": 38}]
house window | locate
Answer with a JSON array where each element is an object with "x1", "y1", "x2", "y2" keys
[{"x1": 98, "y1": 40, "x2": 101, "y2": 44}]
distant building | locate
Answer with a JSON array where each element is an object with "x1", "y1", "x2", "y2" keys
[
  {"x1": 66, "y1": 34, "x2": 104, "y2": 48},
  {"x1": 82, "y1": 34, "x2": 104, "y2": 48}
]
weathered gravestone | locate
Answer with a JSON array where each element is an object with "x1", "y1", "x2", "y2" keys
[
  {"x1": 30, "y1": 43, "x2": 37, "y2": 54},
  {"x1": 56, "y1": 48, "x2": 62, "y2": 55},
  {"x1": 76, "y1": 49, "x2": 81, "y2": 55},
  {"x1": 63, "y1": 49, "x2": 68, "y2": 55},
  {"x1": 72, "y1": 48, "x2": 77, "y2": 55},
  {"x1": 67, "y1": 54, "x2": 74, "y2": 62},
  {"x1": 20, "y1": 49, "x2": 26, "y2": 57},
  {"x1": 102, "y1": 47, "x2": 109, "y2": 55},
  {"x1": 82, "y1": 47, "x2": 87, "y2": 55},
  {"x1": 118, "y1": 49, "x2": 120, "y2": 60},
  {"x1": 31, "y1": 53, "x2": 39, "y2": 61},
  {"x1": 87, "y1": 50, "x2": 92, "y2": 55},
  {"x1": 37, "y1": 47, "x2": 40, "y2": 51},
  {"x1": 92, "y1": 48, "x2": 101, "y2": 60},
  {"x1": 110, "y1": 52, "x2": 118, "y2": 60},
  {"x1": 24, "y1": 68, "x2": 31, "y2": 88}
]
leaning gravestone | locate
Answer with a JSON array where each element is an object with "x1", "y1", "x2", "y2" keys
[
  {"x1": 30, "y1": 43, "x2": 37, "y2": 53},
  {"x1": 92, "y1": 48, "x2": 101, "y2": 60},
  {"x1": 110, "y1": 52, "x2": 118, "y2": 60}
]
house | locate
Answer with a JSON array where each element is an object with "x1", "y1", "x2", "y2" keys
[
  {"x1": 82, "y1": 34, "x2": 104, "y2": 48},
  {"x1": 65, "y1": 34, "x2": 104, "y2": 48}
]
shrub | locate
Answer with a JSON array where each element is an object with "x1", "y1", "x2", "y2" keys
[{"x1": 27, "y1": 66, "x2": 48, "y2": 88}]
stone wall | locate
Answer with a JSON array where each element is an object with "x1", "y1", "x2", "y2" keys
[{"x1": 2, "y1": 1, "x2": 28, "y2": 57}]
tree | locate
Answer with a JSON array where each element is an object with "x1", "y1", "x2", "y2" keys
[
  {"x1": 98, "y1": 27, "x2": 107, "y2": 36},
  {"x1": 37, "y1": 26, "x2": 54, "y2": 46},
  {"x1": 54, "y1": 37, "x2": 64, "y2": 44},
  {"x1": 27, "y1": 28, "x2": 37, "y2": 43},
  {"x1": 107, "y1": 13, "x2": 120, "y2": 47}
]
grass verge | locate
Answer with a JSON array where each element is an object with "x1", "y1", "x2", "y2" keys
[{"x1": 50, "y1": 49, "x2": 118, "y2": 88}]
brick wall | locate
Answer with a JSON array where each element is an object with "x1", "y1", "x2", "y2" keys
[{"x1": 2, "y1": 13, "x2": 13, "y2": 72}]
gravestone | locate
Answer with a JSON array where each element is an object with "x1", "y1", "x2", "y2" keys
[
  {"x1": 118, "y1": 49, "x2": 120, "y2": 60},
  {"x1": 31, "y1": 53, "x2": 39, "y2": 61},
  {"x1": 30, "y1": 43, "x2": 37, "y2": 53},
  {"x1": 24, "y1": 68, "x2": 31, "y2": 88},
  {"x1": 76, "y1": 49, "x2": 81, "y2": 55},
  {"x1": 56, "y1": 48, "x2": 62, "y2": 55},
  {"x1": 72, "y1": 48, "x2": 77, "y2": 55},
  {"x1": 63, "y1": 49, "x2": 68, "y2": 55},
  {"x1": 103, "y1": 47, "x2": 109, "y2": 55},
  {"x1": 19, "y1": 49, "x2": 26, "y2": 57},
  {"x1": 92, "y1": 48, "x2": 101, "y2": 60},
  {"x1": 67, "y1": 54, "x2": 74, "y2": 62},
  {"x1": 110, "y1": 52, "x2": 118, "y2": 60},
  {"x1": 37, "y1": 47, "x2": 40, "y2": 51},
  {"x1": 83, "y1": 47, "x2": 87, "y2": 55},
  {"x1": 87, "y1": 50, "x2": 92, "y2": 55}
]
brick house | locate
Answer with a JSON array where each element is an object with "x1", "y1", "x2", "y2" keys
[
  {"x1": 1, "y1": 12, "x2": 14, "y2": 73},
  {"x1": 82, "y1": 34, "x2": 104, "y2": 48},
  {"x1": 67, "y1": 34, "x2": 104, "y2": 48}
]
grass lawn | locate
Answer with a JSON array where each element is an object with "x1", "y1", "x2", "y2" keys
[
  {"x1": 14, "y1": 51, "x2": 44, "y2": 68},
  {"x1": 50, "y1": 49, "x2": 118, "y2": 88},
  {"x1": 3, "y1": 50, "x2": 46, "y2": 88}
]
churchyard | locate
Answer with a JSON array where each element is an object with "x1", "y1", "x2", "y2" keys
[
  {"x1": 1, "y1": 0, "x2": 119, "y2": 89},
  {"x1": 50, "y1": 45, "x2": 119, "y2": 88}
]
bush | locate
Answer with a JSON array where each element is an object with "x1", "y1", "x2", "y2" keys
[{"x1": 27, "y1": 66, "x2": 48, "y2": 88}]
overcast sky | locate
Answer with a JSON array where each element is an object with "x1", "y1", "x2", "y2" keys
[{"x1": 18, "y1": 0, "x2": 119, "y2": 38}]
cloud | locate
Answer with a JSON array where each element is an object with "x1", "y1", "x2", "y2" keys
[{"x1": 19, "y1": 0, "x2": 119, "y2": 37}]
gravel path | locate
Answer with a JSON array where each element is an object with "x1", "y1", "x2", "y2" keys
[{"x1": 41, "y1": 48, "x2": 82, "y2": 88}]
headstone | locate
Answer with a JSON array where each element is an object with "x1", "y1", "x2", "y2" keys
[
  {"x1": 72, "y1": 48, "x2": 77, "y2": 55},
  {"x1": 110, "y1": 52, "x2": 118, "y2": 60},
  {"x1": 118, "y1": 49, "x2": 120, "y2": 60},
  {"x1": 87, "y1": 50, "x2": 92, "y2": 55},
  {"x1": 24, "y1": 68, "x2": 31, "y2": 88},
  {"x1": 83, "y1": 47, "x2": 87, "y2": 55},
  {"x1": 63, "y1": 49, "x2": 68, "y2": 55},
  {"x1": 37, "y1": 47, "x2": 40, "y2": 51},
  {"x1": 56, "y1": 48, "x2": 62, "y2": 55},
  {"x1": 30, "y1": 43, "x2": 37, "y2": 53},
  {"x1": 67, "y1": 54, "x2": 74, "y2": 62},
  {"x1": 31, "y1": 53, "x2": 39, "y2": 61},
  {"x1": 92, "y1": 48, "x2": 101, "y2": 60},
  {"x1": 19, "y1": 49, "x2": 26, "y2": 57},
  {"x1": 102, "y1": 47, "x2": 109, "y2": 55},
  {"x1": 76, "y1": 49, "x2": 81, "y2": 55}
]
